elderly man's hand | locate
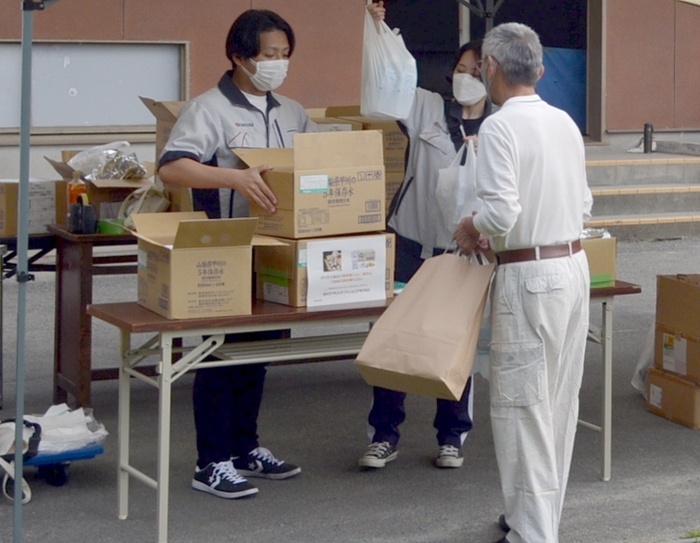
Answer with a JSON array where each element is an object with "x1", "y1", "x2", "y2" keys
[{"x1": 454, "y1": 215, "x2": 481, "y2": 254}]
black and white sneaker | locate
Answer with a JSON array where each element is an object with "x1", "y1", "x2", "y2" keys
[
  {"x1": 435, "y1": 444, "x2": 464, "y2": 468},
  {"x1": 191, "y1": 460, "x2": 258, "y2": 499},
  {"x1": 358, "y1": 441, "x2": 398, "y2": 469},
  {"x1": 233, "y1": 447, "x2": 301, "y2": 480}
]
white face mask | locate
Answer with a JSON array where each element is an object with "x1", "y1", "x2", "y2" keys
[
  {"x1": 452, "y1": 73, "x2": 487, "y2": 106},
  {"x1": 241, "y1": 59, "x2": 289, "y2": 92}
]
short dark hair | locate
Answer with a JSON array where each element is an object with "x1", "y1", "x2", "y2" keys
[
  {"x1": 452, "y1": 40, "x2": 483, "y2": 73},
  {"x1": 225, "y1": 10, "x2": 295, "y2": 63}
]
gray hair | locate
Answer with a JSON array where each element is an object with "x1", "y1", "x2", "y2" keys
[{"x1": 482, "y1": 22, "x2": 543, "y2": 87}]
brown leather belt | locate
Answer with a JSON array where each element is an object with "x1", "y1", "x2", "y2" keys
[{"x1": 496, "y1": 239, "x2": 582, "y2": 265}]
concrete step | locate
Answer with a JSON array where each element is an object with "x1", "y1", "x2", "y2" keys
[
  {"x1": 586, "y1": 155, "x2": 700, "y2": 187},
  {"x1": 585, "y1": 212, "x2": 700, "y2": 241},
  {"x1": 590, "y1": 184, "x2": 700, "y2": 216}
]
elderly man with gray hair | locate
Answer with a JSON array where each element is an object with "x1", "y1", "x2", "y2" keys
[{"x1": 454, "y1": 22, "x2": 593, "y2": 543}]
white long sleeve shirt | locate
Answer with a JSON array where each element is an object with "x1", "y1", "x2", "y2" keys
[{"x1": 472, "y1": 95, "x2": 592, "y2": 253}]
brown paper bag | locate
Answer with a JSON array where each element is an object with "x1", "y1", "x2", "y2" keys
[{"x1": 355, "y1": 252, "x2": 495, "y2": 401}]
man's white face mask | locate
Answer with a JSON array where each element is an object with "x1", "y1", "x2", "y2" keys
[
  {"x1": 241, "y1": 59, "x2": 289, "y2": 92},
  {"x1": 452, "y1": 73, "x2": 487, "y2": 106}
]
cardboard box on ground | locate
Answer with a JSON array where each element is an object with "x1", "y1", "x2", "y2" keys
[
  {"x1": 45, "y1": 153, "x2": 155, "y2": 221},
  {"x1": 647, "y1": 274, "x2": 700, "y2": 429},
  {"x1": 233, "y1": 131, "x2": 386, "y2": 239},
  {"x1": 0, "y1": 178, "x2": 68, "y2": 237},
  {"x1": 131, "y1": 212, "x2": 286, "y2": 319},
  {"x1": 255, "y1": 232, "x2": 396, "y2": 307}
]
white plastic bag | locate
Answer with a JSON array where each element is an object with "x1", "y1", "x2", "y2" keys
[
  {"x1": 118, "y1": 184, "x2": 170, "y2": 230},
  {"x1": 435, "y1": 140, "x2": 481, "y2": 235},
  {"x1": 360, "y1": 2, "x2": 417, "y2": 120}
]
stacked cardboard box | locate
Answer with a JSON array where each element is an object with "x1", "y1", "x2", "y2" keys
[
  {"x1": 320, "y1": 106, "x2": 408, "y2": 210},
  {"x1": 647, "y1": 274, "x2": 700, "y2": 429},
  {"x1": 239, "y1": 130, "x2": 395, "y2": 308}
]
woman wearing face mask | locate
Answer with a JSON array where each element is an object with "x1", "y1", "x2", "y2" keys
[
  {"x1": 159, "y1": 9, "x2": 316, "y2": 501},
  {"x1": 359, "y1": 1, "x2": 491, "y2": 472}
]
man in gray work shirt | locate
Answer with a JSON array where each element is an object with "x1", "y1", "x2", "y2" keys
[{"x1": 159, "y1": 9, "x2": 317, "y2": 501}]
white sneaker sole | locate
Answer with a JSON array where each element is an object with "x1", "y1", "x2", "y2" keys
[
  {"x1": 436, "y1": 456, "x2": 464, "y2": 468},
  {"x1": 236, "y1": 466, "x2": 302, "y2": 480},
  {"x1": 358, "y1": 450, "x2": 398, "y2": 469},
  {"x1": 191, "y1": 480, "x2": 259, "y2": 499}
]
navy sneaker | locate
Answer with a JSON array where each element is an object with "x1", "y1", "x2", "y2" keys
[
  {"x1": 233, "y1": 447, "x2": 301, "y2": 480},
  {"x1": 358, "y1": 441, "x2": 398, "y2": 469},
  {"x1": 191, "y1": 460, "x2": 258, "y2": 499},
  {"x1": 435, "y1": 444, "x2": 464, "y2": 468}
]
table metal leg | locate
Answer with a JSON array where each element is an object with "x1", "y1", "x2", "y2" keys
[
  {"x1": 601, "y1": 298, "x2": 614, "y2": 482},
  {"x1": 156, "y1": 333, "x2": 173, "y2": 543},
  {"x1": 118, "y1": 329, "x2": 131, "y2": 520}
]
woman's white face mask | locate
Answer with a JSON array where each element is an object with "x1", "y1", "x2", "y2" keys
[
  {"x1": 452, "y1": 73, "x2": 487, "y2": 106},
  {"x1": 241, "y1": 59, "x2": 289, "y2": 92}
]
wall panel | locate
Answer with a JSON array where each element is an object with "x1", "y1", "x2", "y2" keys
[
  {"x1": 606, "y1": 0, "x2": 675, "y2": 131},
  {"x1": 674, "y1": 2, "x2": 700, "y2": 128}
]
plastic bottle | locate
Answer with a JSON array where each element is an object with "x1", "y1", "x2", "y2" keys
[{"x1": 67, "y1": 171, "x2": 87, "y2": 205}]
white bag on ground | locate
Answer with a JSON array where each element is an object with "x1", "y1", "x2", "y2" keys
[
  {"x1": 360, "y1": 2, "x2": 417, "y2": 120},
  {"x1": 435, "y1": 140, "x2": 481, "y2": 235}
]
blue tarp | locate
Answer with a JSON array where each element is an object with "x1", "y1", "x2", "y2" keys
[{"x1": 538, "y1": 47, "x2": 587, "y2": 132}]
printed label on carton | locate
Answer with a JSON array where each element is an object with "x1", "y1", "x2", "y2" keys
[
  {"x1": 299, "y1": 248, "x2": 307, "y2": 268},
  {"x1": 300, "y1": 174, "x2": 329, "y2": 193},
  {"x1": 662, "y1": 333, "x2": 688, "y2": 375},
  {"x1": 649, "y1": 383, "x2": 663, "y2": 408},
  {"x1": 137, "y1": 248, "x2": 148, "y2": 269},
  {"x1": 262, "y1": 282, "x2": 290, "y2": 305}
]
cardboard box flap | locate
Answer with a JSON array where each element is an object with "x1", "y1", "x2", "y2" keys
[
  {"x1": 293, "y1": 131, "x2": 383, "y2": 170},
  {"x1": 231, "y1": 148, "x2": 295, "y2": 171},
  {"x1": 676, "y1": 274, "x2": 700, "y2": 285},
  {"x1": 140, "y1": 96, "x2": 186, "y2": 122},
  {"x1": 173, "y1": 217, "x2": 258, "y2": 249},
  {"x1": 251, "y1": 235, "x2": 289, "y2": 247},
  {"x1": 45, "y1": 157, "x2": 75, "y2": 180},
  {"x1": 325, "y1": 105, "x2": 362, "y2": 117},
  {"x1": 132, "y1": 211, "x2": 206, "y2": 241}
]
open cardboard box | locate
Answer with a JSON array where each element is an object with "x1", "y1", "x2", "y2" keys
[
  {"x1": 139, "y1": 97, "x2": 193, "y2": 212},
  {"x1": 45, "y1": 155, "x2": 154, "y2": 220},
  {"x1": 132, "y1": 211, "x2": 285, "y2": 319},
  {"x1": 233, "y1": 131, "x2": 386, "y2": 239}
]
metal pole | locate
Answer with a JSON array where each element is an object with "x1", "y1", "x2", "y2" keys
[
  {"x1": 14, "y1": 3, "x2": 35, "y2": 538},
  {"x1": 14, "y1": 0, "x2": 60, "y2": 539}
]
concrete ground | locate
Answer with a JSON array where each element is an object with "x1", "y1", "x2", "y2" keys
[{"x1": 0, "y1": 237, "x2": 699, "y2": 543}]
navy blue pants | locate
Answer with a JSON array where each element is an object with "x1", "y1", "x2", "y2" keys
[
  {"x1": 193, "y1": 331, "x2": 286, "y2": 467},
  {"x1": 367, "y1": 231, "x2": 473, "y2": 447}
]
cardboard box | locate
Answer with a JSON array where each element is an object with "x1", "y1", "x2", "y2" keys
[
  {"x1": 656, "y1": 274, "x2": 700, "y2": 337},
  {"x1": 132, "y1": 212, "x2": 283, "y2": 319},
  {"x1": 255, "y1": 232, "x2": 396, "y2": 307},
  {"x1": 647, "y1": 367, "x2": 700, "y2": 429},
  {"x1": 325, "y1": 106, "x2": 407, "y2": 173},
  {"x1": 0, "y1": 179, "x2": 68, "y2": 236},
  {"x1": 45, "y1": 156, "x2": 154, "y2": 220},
  {"x1": 140, "y1": 96, "x2": 193, "y2": 212},
  {"x1": 233, "y1": 131, "x2": 386, "y2": 239},
  {"x1": 582, "y1": 237, "x2": 617, "y2": 287},
  {"x1": 654, "y1": 324, "x2": 700, "y2": 383}
]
